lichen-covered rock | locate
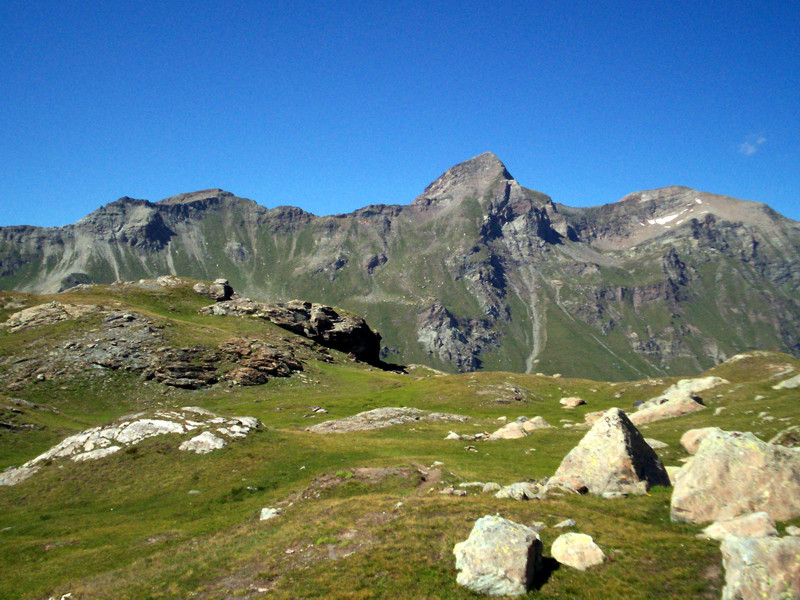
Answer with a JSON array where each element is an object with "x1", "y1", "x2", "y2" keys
[
  {"x1": 453, "y1": 515, "x2": 542, "y2": 596},
  {"x1": 548, "y1": 408, "x2": 670, "y2": 495},
  {"x1": 671, "y1": 430, "x2": 800, "y2": 523},
  {"x1": 680, "y1": 427, "x2": 720, "y2": 454},
  {"x1": 702, "y1": 512, "x2": 778, "y2": 541},
  {"x1": 551, "y1": 533, "x2": 605, "y2": 571},
  {"x1": 721, "y1": 536, "x2": 800, "y2": 600}
]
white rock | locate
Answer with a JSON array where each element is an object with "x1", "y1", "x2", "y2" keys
[
  {"x1": 701, "y1": 512, "x2": 778, "y2": 541},
  {"x1": 551, "y1": 533, "x2": 605, "y2": 570},
  {"x1": 179, "y1": 432, "x2": 227, "y2": 454},
  {"x1": 772, "y1": 374, "x2": 800, "y2": 390},
  {"x1": 260, "y1": 507, "x2": 282, "y2": 521}
]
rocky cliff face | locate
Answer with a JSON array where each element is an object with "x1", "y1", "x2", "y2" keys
[{"x1": 2, "y1": 153, "x2": 799, "y2": 379}]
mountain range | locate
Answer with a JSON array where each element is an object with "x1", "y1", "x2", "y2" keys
[{"x1": 2, "y1": 152, "x2": 799, "y2": 379}]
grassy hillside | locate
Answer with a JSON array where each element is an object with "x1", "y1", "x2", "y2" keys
[{"x1": 1, "y1": 282, "x2": 799, "y2": 598}]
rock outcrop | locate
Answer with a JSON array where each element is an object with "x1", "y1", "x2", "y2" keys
[
  {"x1": 453, "y1": 515, "x2": 543, "y2": 596},
  {"x1": 670, "y1": 430, "x2": 800, "y2": 523},
  {"x1": 305, "y1": 407, "x2": 469, "y2": 434},
  {"x1": 547, "y1": 408, "x2": 671, "y2": 495},
  {"x1": 192, "y1": 278, "x2": 234, "y2": 301},
  {"x1": 629, "y1": 396, "x2": 706, "y2": 425},
  {"x1": 550, "y1": 533, "x2": 605, "y2": 571},
  {"x1": 1, "y1": 302, "x2": 100, "y2": 332},
  {"x1": 200, "y1": 298, "x2": 382, "y2": 364},
  {"x1": 0, "y1": 408, "x2": 260, "y2": 486},
  {"x1": 720, "y1": 536, "x2": 800, "y2": 600}
]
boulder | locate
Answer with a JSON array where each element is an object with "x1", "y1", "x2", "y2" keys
[
  {"x1": 560, "y1": 397, "x2": 586, "y2": 409},
  {"x1": 488, "y1": 422, "x2": 527, "y2": 440},
  {"x1": 453, "y1": 515, "x2": 543, "y2": 596},
  {"x1": 179, "y1": 431, "x2": 227, "y2": 454},
  {"x1": 646, "y1": 376, "x2": 728, "y2": 404},
  {"x1": 584, "y1": 411, "x2": 605, "y2": 426},
  {"x1": 772, "y1": 373, "x2": 800, "y2": 390},
  {"x1": 192, "y1": 279, "x2": 234, "y2": 301},
  {"x1": 551, "y1": 533, "x2": 605, "y2": 571},
  {"x1": 547, "y1": 408, "x2": 670, "y2": 495},
  {"x1": 260, "y1": 507, "x2": 281, "y2": 521},
  {"x1": 671, "y1": 430, "x2": 800, "y2": 523},
  {"x1": 522, "y1": 416, "x2": 552, "y2": 432},
  {"x1": 494, "y1": 482, "x2": 540, "y2": 500},
  {"x1": 721, "y1": 536, "x2": 800, "y2": 600},
  {"x1": 701, "y1": 512, "x2": 778, "y2": 541},
  {"x1": 629, "y1": 396, "x2": 706, "y2": 426},
  {"x1": 680, "y1": 427, "x2": 720, "y2": 454}
]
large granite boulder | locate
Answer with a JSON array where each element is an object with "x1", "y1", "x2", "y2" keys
[
  {"x1": 550, "y1": 533, "x2": 605, "y2": 571},
  {"x1": 453, "y1": 515, "x2": 543, "y2": 596},
  {"x1": 547, "y1": 408, "x2": 670, "y2": 495},
  {"x1": 629, "y1": 396, "x2": 706, "y2": 426},
  {"x1": 671, "y1": 430, "x2": 800, "y2": 524},
  {"x1": 721, "y1": 536, "x2": 800, "y2": 600}
]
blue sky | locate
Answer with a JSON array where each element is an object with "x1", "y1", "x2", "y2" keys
[{"x1": 1, "y1": 0, "x2": 798, "y2": 226}]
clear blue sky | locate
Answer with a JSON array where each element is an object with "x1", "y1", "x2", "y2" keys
[{"x1": 2, "y1": 0, "x2": 798, "y2": 226}]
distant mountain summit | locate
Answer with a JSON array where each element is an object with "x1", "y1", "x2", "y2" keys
[{"x1": 2, "y1": 153, "x2": 799, "y2": 379}]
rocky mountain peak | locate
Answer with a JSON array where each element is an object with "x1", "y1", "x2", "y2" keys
[
  {"x1": 157, "y1": 189, "x2": 235, "y2": 206},
  {"x1": 413, "y1": 152, "x2": 514, "y2": 208}
]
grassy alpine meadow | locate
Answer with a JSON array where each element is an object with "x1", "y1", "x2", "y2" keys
[{"x1": 1, "y1": 282, "x2": 799, "y2": 598}]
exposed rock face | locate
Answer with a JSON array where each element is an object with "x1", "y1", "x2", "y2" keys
[
  {"x1": 200, "y1": 298, "x2": 381, "y2": 364},
  {"x1": 0, "y1": 408, "x2": 260, "y2": 486},
  {"x1": 670, "y1": 430, "x2": 800, "y2": 523},
  {"x1": 219, "y1": 337, "x2": 303, "y2": 384},
  {"x1": 701, "y1": 512, "x2": 778, "y2": 541},
  {"x1": 680, "y1": 427, "x2": 720, "y2": 454},
  {"x1": 3, "y1": 154, "x2": 800, "y2": 377},
  {"x1": 305, "y1": 407, "x2": 469, "y2": 434},
  {"x1": 1, "y1": 302, "x2": 100, "y2": 332},
  {"x1": 453, "y1": 515, "x2": 543, "y2": 596},
  {"x1": 548, "y1": 408, "x2": 671, "y2": 495},
  {"x1": 550, "y1": 533, "x2": 605, "y2": 571},
  {"x1": 720, "y1": 536, "x2": 800, "y2": 600}
]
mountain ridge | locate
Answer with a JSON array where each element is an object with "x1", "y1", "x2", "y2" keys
[{"x1": 2, "y1": 152, "x2": 799, "y2": 379}]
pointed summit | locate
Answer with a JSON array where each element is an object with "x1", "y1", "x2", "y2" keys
[{"x1": 413, "y1": 152, "x2": 514, "y2": 207}]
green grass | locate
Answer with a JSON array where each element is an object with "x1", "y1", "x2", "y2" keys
[{"x1": 1, "y1": 282, "x2": 799, "y2": 598}]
